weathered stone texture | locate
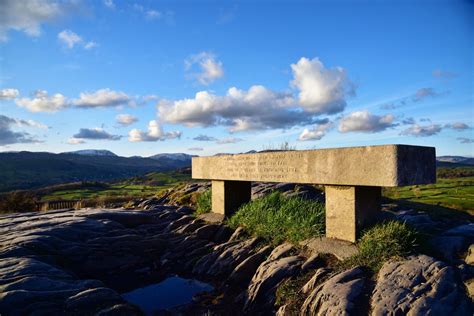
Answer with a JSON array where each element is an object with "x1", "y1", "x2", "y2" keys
[
  {"x1": 371, "y1": 255, "x2": 473, "y2": 315},
  {"x1": 326, "y1": 185, "x2": 381, "y2": 242}
]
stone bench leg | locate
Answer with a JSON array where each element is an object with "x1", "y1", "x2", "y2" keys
[
  {"x1": 212, "y1": 180, "x2": 251, "y2": 217},
  {"x1": 325, "y1": 185, "x2": 381, "y2": 243}
]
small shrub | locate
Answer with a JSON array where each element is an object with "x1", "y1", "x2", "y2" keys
[
  {"x1": 0, "y1": 191, "x2": 38, "y2": 213},
  {"x1": 196, "y1": 189, "x2": 212, "y2": 215},
  {"x1": 228, "y1": 192, "x2": 325, "y2": 245},
  {"x1": 342, "y1": 220, "x2": 418, "y2": 272}
]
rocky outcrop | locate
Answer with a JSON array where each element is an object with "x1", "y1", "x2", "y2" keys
[
  {"x1": 301, "y1": 267, "x2": 368, "y2": 316},
  {"x1": 0, "y1": 200, "x2": 472, "y2": 315},
  {"x1": 371, "y1": 255, "x2": 473, "y2": 315},
  {"x1": 0, "y1": 207, "x2": 216, "y2": 315},
  {"x1": 243, "y1": 244, "x2": 304, "y2": 314}
]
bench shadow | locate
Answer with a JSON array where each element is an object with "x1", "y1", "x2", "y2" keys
[{"x1": 382, "y1": 197, "x2": 474, "y2": 222}]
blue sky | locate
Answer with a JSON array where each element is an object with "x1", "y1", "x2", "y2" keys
[{"x1": 0, "y1": 0, "x2": 472, "y2": 157}]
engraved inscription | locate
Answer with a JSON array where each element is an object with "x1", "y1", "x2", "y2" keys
[{"x1": 222, "y1": 152, "x2": 304, "y2": 181}]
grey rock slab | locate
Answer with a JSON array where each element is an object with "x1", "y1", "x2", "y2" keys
[
  {"x1": 301, "y1": 267, "x2": 367, "y2": 316},
  {"x1": 301, "y1": 267, "x2": 332, "y2": 294},
  {"x1": 165, "y1": 215, "x2": 194, "y2": 231},
  {"x1": 228, "y1": 226, "x2": 246, "y2": 242},
  {"x1": 197, "y1": 212, "x2": 225, "y2": 224},
  {"x1": 300, "y1": 237, "x2": 359, "y2": 260},
  {"x1": 430, "y1": 235, "x2": 466, "y2": 262},
  {"x1": 267, "y1": 242, "x2": 295, "y2": 261},
  {"x1": 301, "y1": 254, "x2": 321, "y2": 272},
  {"x1": 227, "y1": 245, "x2": 272, "y2": 287},
  {"x1": 444, "y1": 223, "x2": 474, "y2": 237},
  {"x1": 466, "y1": 244, "x2": 474, "y2": 265},
  {"x1": 371, "y1": 255, "x2": 473, "y2": 315},
  {"x1": 207, "y1": 238, "x2": 260, "y2": 277},
  {"x1": 194, "y1": 224, "x2": 221, "y2": 240},
  {"x1": 65, "y1": 287, "x2": 123, "y2": 312},
  {"x1": 244, "y1": 255, "x2": 304, "y2": 313}
]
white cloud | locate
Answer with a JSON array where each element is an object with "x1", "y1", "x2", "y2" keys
[
  {"x1": 23, "y1": 119, "x2": 48, "y2": 129},
  {"x1": 216, "y1": 137, "x2": 244, "y2": 144},
  {"x1": 158, "y1": 85, "x2": 311, "y2": 132},
  {"x1": 84, "y1": 41, "x2": 98, "y2": 49},
  {"x1": 401, "y1": 124, "x2": 442, "y2": 137},
  {"x1": 146, "y1": 10, "x2": 162, "y2": 19},
  {"x1": 14, "y1": 88, "x2": 134, "y2": 112},
  {"x1": 0, "y1": 88, "x2": 19, "y2": 100},
  {"x1": 103, "y1": 0, "x2": 115, "y2": 9},
  {"x1": 445, "y1": 122, "x2": 470, "y2": 130},
  {"x1": 185, "y1": 52, "x2": 224, "y2": 85},
  {"x1": 188, "y1": 147, "x2": 203, "y2": 151},
  {"x1": 5, "y1": 116, "x2": 48, "y2": 129},
  {"x1": 116, "y1": 114, "x2": 138, "y2": 126},
  {"x1": 0, "y1": 0, "x2": 65, "y2": 41},
  {"x1": 67, "y1": 137, "x2": 85, "y2": 145},
  {"x1": 0, "y1": 114, "x2": 40, "y2": 145},
  {"x1": 339, "y1": 110, "x2": 395, "y2": 133},
  {"x1": 15, "y1": 90, "x2": 68, "y2": 112},
  {"x1": 58, "y1": 29, "x2": 82, "y2": 48},
  {"x1": 73, "y1": 89, "x2": 131, "y2": 108},
  {"x1": 299, "y1": 120, "x2": 332, "y2": 141},
  {"x1": 58, "y1": 29, "x2": 97, "y2": 50},
  {"x1": 412, "y1": 88, "x2": 440, "y2": 102},
  {"x1": 432, "y1": 69, "x2": 457, "y2": 79},
  {"x1": 128, "y1": 120, "x2": 181, "y2": 142},
  {"x1": 291, "y1": 57, "x2": 354, "y2": 114},
  {"x1": 73, "y1": 128, "x2": 121, "y2": 140},
  {"x1": 458, "y1": 137, "x2": 474, "y2": 144},
  {"x1": 193, "y1": 135, "x2": 217, "y2": 141}
]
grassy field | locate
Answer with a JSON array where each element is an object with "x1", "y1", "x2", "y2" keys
[
  {"x1": 383, "y1": 175, "x2": 474, "y2": 216},
  {"x1": 40, "y1": 171, "x2": 191, "y2": 201}
]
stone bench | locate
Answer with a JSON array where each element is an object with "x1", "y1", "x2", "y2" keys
[{"x1": 192, "y1": 144, "x2": 436, "y2": 242}]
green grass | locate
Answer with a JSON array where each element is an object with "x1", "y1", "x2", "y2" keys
[
  {"x1": 39, "y1": 171, "x2": 191, "y2": 201},
  {"x1": 383, "y1": 176, "x2": 474, "y2": 215},
  {"x1": 195, "y1": 189, "x2": 212, "y2": 215},
  {"x1": 228, "y1": 192, "x2": 325, "y2": 245},
  {"x1": 342, "y1": 221, "x2": 419, "y2": 272}
]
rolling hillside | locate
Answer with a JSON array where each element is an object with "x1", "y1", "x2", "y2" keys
[{"x1": 0, "y1": 151, "x2": 192, "y2": 192}]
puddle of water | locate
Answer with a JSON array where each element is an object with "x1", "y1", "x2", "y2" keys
[{"x1": 121, "y1": 276, "x2": 213, "y2": 315}]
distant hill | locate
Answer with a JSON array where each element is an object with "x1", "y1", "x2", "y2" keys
[
  {"x1": 0, "y1": 151, "x2": 193, "y2": 192},
  {"x1": 149, "y1": 153, "x2": 195, "y2": 161},
  {"x1": 62, "y1": 149, "x2": 117, "y2": 157},
  {"x1": 436, "y1": 156, "x2": 474, "y2": 166}
]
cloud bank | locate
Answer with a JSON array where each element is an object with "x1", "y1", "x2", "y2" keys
[
  {"x1": 185, "y1": 52, "x2": 224, "y2": 85},
  {"x1": 291, "y1": 57, "x2": 354, "y2": 114},
  {"x1": 0, "y1": 88, "x2": 19, "y2": 100},
  {"x1": 73, "y1": 128, "x2": 122, "y2": 140},
  {"x1": 0, "y1": 0, "x2": 67, "y2": 41},
  {"x1": 16, "y1": 90, "x2": 68, "y2": 112},
  {"x1": 0, "y1": 114, "x2": 43, "y2": 145},
  {"x1": 339, "y1": 111, "x2": 395, "y2": 133},
  {"x1": 116, "y1": 114, "x2": 138, "y2": 127},
  {"x1": 128, "y1": 120, "x2": 181, "y2": 142}
]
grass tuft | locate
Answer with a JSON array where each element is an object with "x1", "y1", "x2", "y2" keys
[
  {"x1": 342, "y1": 220, "x2": 419, "y2": 272},
  {"x1": 195, "y1": 189, "x2": 212, "y2": 215},
  {"x1": 228, "y1": 192, "x2": 325, "y2": 245}
]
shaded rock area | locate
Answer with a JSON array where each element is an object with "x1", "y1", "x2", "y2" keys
[{"x1": 0, "y1": 182, "x2": 473, "y2": 315}]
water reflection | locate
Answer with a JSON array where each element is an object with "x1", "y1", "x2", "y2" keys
[{"x1": 122, "y1": 276, "x2": 213, "y2": 315}]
